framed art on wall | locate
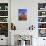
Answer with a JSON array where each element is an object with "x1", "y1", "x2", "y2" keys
[
  {"x1": 18, "y1": 9, "x2": 27, "y2": 21},
  {"x1": 38, "y1": 29, "x2": 46, "y2": 37}
]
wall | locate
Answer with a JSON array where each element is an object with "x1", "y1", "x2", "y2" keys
[
  {"x1": 11, "y1": 0, "x2": 38, "y2": 30},
  {"x1": 11, "y1": 0, "x2": 46, "y2": 46},
  {"x1": 11, "y1": 0, "x2": 46, "y2": 30},
  {"x1": 0, "y1": 0, "x2": 46, "y2": 46}
]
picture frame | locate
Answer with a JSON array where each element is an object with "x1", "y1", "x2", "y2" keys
[{"x1": 18, "y1": 9, "x2": 27, "y2": 21}]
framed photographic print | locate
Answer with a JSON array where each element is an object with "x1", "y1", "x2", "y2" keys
[
  {"x1": 0, "y1": 17, "x2": 8, "y2": 22},
  {"x1": 18, "y1": 9, "x2": 27, "y2": 21},
  {"x1": 38, "y1": 29, "x2": 46, "y2": 37},
  {"x1": 0, "y1": 23, "x2": 8, "y2": 37}
]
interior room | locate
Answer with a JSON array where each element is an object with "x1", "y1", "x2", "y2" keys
[{"x1": 0, "y1": 0, "x2": 46, "y2": 46}]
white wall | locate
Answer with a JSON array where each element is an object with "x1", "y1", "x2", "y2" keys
[
  {"x1": 11, "y1": 0, "x2": 46, "y2": 30},
  {"x1": 11, "y1": 0, "x2": 38, "y2": 30},
  {"x1": 11, "y1": 0, "x2": 46, "y2": 46},
  {"x1": 11, "y1": 0, "x2": 38, "y2": 45}
]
